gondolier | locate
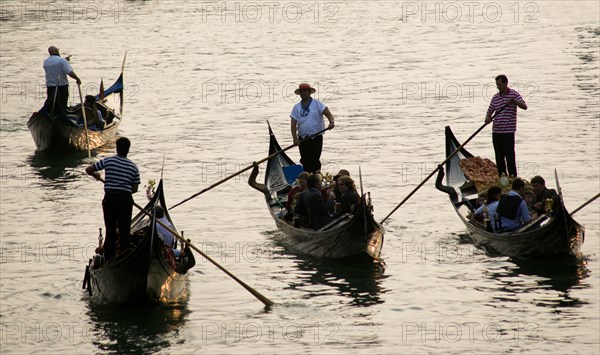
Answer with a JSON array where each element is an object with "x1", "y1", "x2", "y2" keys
[
  {"x1": 484, "y1": 74, "x2": 527, "y2": 177},
  {"x1": 86, "y1": 137, "x2": 140, "y2": 261},
  {"x1": 43, "y1": 46, "x2": 81, "y2": 117},
  {"x1": 290, "y1": 83, "x2": 335, "y2": 174}
]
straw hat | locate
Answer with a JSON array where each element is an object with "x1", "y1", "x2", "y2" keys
[{"x1": 294, "y1": 83, "x2": 316, "y2": 95}]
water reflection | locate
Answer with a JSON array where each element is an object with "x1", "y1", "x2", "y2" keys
[
  {"x1": 288, "y1": 253, "x2": 387, "y2": 307},
  {"x1": 86, "y1": 301, "x2": 190, "y2": 354},
  {"x1": 26, "y1": 143, "x2": 115, "y2": 184},
  {"x1": 484, "y1": 257, "x2": 590, "y2": 309}
]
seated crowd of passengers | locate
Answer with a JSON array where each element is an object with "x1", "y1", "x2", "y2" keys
[
  {"x1": 288, "y1": 170, "x2": 360, "y2": 230},
  {"x1": 470, "y1": 175, "x2": 559, "y2": 233}
]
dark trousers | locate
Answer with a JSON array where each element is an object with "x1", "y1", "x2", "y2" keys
[
  {"x1": 299, "y1": 134, "x2": 323, "y2": 174},
  {"x1": 43, "y1": 85, "x2": 69, "y2": 117},
  {"x1": 493, "y1": 132, "x2": 517, "y2": 177},
  {"x1": 102, "y1": 192, "x2": 134, "y2": 260}
]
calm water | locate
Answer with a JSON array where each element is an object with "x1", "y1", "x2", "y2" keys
[{"x1": 1, "y1": 1, "x2": 599, "y2": 353}]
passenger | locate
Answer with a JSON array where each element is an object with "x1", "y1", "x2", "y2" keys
[
  {"x1": 471, "y1": 186, "x2": 502, "y2": 232},
  {"x1": 286, "y1": 171, "x2": 311, "y2": 212},
  {"x1": 523, "y1": 184, "x2": 537, "y2": 217},
  {"x1": 328, "y1": 169, "x2": 350, "y2": 201},
  {"x1": 296, "y1": 174, "x2": 332, "y2": 230},
  {"x1": 331, "y1": 175, "x2": 360, "y2": 218},
  {"x1": 78, "y1": 95, "x2": 105, "y2": 129},
  {"x1": 475, "y1": 191, "x2": 487, "y2": 209},
  {"x1": 154, "y1": 206, "x2": 195, "y2": 274},
  {"x1": 495, "y1": 178, "x2": 532, "y2": 232},
  {"x1": 530, "y1": 175, "x2": 559, "y2": 216},
  {"x1": 154, "y1": 206, "x2": 183, "y2": 258}
]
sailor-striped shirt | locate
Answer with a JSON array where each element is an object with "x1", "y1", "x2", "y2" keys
[
  {"x1": 487, "y1": 88, "x2": 525, "y2": 134},
  {"x1": 93, "y1": 156, "x2": 140, "y2": 193}
]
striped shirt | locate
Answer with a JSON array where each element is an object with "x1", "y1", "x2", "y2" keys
[
  {"x1": 93, "y1": 156, "x2": 140, "y2": 193},
  {"x1": 487, "y1": 88, "x2": 525, "y2": 134}
]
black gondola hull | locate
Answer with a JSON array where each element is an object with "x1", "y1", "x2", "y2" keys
[
  {"x1": 28, "y1": 112, "x2": 120, "y2": 152},
  {"x1": 86, "y1": 181, "x2": 190, "y2": 305}
]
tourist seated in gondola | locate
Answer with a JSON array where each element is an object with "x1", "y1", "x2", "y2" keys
[
  {"x1": 523, "y1": 184, "x2": 538, "y2": 218},
  {"x1": 285, "y1": 171, "x2": 310, "y2": 220},
  {"x1": 328, "y1": 169, "x2": 350, "y2": 201},
  {"x1": 77, "y1": 95, "x2": 106, "y2": 129},
  {"x1": 295, "y1": 174, "x2": 332, "y2": 230},
  {"x1": 530, "y1": 175, "x2": 559, "y2": 216},
  {"x1": 495, "y1": 178, "x2": 532, "y2": 232},
  {"x1": 154, "y1": 206, "x2": 183, "y2": 258},
  {"x1": 330, "y1": 175, "x2": 360, "y2": 218},
  {"x1": 469, "y1": 186, "x2": 502, "y2": 232},
  {"x1": 154, "y1": 206, "x2": 196, "y2": 273}
]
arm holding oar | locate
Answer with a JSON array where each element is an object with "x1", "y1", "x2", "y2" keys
[
  {"x1": 169, "y1": 126, "x2": 332, "y2": 209},
  {"x1": 380, "y1": 106, "x2": 507, "y2": 224}
]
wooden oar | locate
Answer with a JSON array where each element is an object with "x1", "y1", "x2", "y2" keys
[
  {"x1": 571, "y1": 192, "x2": 600, "y2": 216},
  {"x1": 94, "y1": 177, "x2": 274, "y2": 307},
  {"x1": 359, "y1": 166, "x2": 368, "y2": 239},
  {"x1": 170, "y1": 126, "x2": 332, "y2": 209},
  {"x1": 77, "y1": 83, "x2": 92, "y2": 158},
  {"x1": 380, "y1": 107, "x2": 507, "y2": 224}
]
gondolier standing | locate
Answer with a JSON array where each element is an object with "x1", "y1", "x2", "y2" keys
[
  {"x1": 485, "y1": 74, "x2": 527, "y2": 177},
  {"x1": 43, "y1": 46, "x2": 81, "y2": 116},
  {"x1": 290, "y1": 83, "x2": 335, "y2": 174},
  {"x1": 86, "y1": 137, "x2": 140, "y2": 261}
]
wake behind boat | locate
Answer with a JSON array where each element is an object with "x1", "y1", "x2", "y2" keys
[
  {"x1": 436, "y1": 126, "x2": 585, "y2": 258},
  {"x1": 249, "y1": 124, "x2": 384, "y2": 260},
  {"x1": 83, "y1": 180, "x2": 195, "y2": 305},
  {"x1": 28, "y1": 59, "x2": 125, "y2": 152}
]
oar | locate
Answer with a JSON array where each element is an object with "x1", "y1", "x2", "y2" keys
[
  {"x1": 571, "y1": 192, "x2": 600, "y2": 216},
  {"x1": 380, "y1": 107, "x2": 507, "y2": 224},
  {"x1": 77, "y1": 83, "x2": 92, "y2": 158},
  {"x1": 51, "y1": 75, "x2": 59, "y2": 116},
  {"x1": 94, "y1": 177, "x2": 274, "y2": 308},
  {"x1": 170, "y1": 127, "x2": 332, "y2": 209},
  {"x1": 359, "y1": 166, "x2": 368, "y2": 239}
]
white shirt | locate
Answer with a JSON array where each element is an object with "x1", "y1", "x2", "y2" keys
[
  {"x1": 290, "y1": 98, "x2": 327, "y2": 137},
  {"x1": 44, "y1": 55, "x2": 73, "y2": 87}
]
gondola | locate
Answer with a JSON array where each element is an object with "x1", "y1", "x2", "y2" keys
[
  {"x1": 83, "y1": 180, "x2": 194, "y2": 305},
  {"x1": 436, "y1": 126, "x2": 584, "y2": 258},
  {"x1": 248, "y1": 124, "x2": 384, "y2": 260},
  {"x1": 28, "y1": 60, "x2": 125, "y2": 152}
]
